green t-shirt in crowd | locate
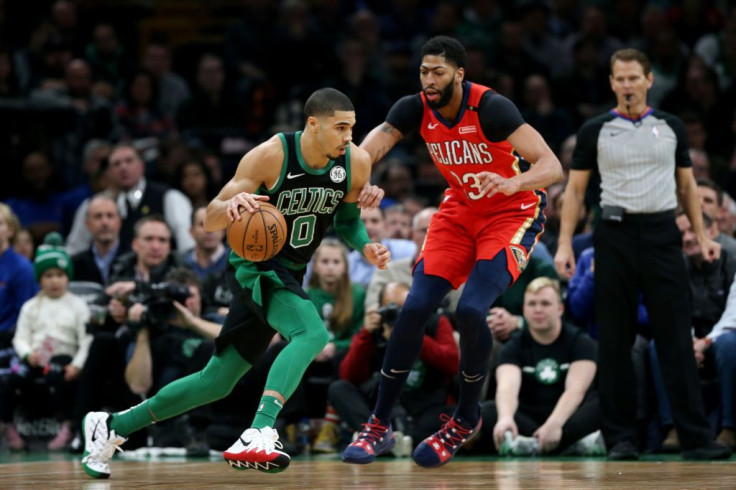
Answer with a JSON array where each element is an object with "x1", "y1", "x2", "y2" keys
[{"x1": 306, "y1": 284, "x2": 366, "y2": 351}]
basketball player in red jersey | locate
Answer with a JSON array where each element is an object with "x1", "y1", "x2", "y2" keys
[{"x1": 344, "y1": 36, "x2": 563, "y2": 467}]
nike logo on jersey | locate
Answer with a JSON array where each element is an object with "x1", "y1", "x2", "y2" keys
[
  {"x1": 287, "y1": 172, "x2": 305, "y2": 179},
  {"x1": 427, "y1": 122, "x2": 439, "y2": 130},
  {"x1": 609, "y1": 131, "x2": 624, "y2": 137},
  {"x1": 520, "y1": 202, "x2": 536, "y2": 210}
]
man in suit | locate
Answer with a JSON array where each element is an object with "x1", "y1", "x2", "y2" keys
[{"x1": 71, "y1": 194, "x2": 123, "y2": 285}]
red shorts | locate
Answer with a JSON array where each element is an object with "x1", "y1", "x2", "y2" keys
[{"x1": 416, "y1": 195, "x2": 546, "y2": 289}]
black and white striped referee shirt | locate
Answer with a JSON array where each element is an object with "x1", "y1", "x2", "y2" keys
[{"x1": 571, "y1": 108, "x2": 692, "y2": 214}]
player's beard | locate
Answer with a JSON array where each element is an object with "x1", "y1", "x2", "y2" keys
[{"x1": 424, "y1": 79, "x2": 455, "y2": 109}]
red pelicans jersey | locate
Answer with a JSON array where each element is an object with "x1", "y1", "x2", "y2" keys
[{"x1": 419, "y1": 82, "x2": 541, "y2": 214}]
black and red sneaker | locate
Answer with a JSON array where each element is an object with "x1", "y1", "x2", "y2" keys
[{"x1": 412, "y1": 414, "x2": 482, "y2": 468}]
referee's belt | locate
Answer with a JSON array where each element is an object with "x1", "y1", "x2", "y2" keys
[{"x1": 601, "y1": 205, "x2": 675, "y2": 223}]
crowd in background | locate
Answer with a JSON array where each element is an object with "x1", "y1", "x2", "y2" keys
[{"x1": 1, "y1": 0, "x2": 736, "y2": 456}]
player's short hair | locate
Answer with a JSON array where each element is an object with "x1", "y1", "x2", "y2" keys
[
  {"x1": 421, "y1": 36, "x2": 467, "y2": 69},
  {"x1": 610, "y1": 48, "x2": 652, "y2": 76},
  {"x1": 525, "y1": 276, "x2": 561, "y2": 300},
  {"x1": 304, "y1": 88, "x2": 354, "y2": 118}
]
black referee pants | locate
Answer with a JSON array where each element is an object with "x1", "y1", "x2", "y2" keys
[{"x1": 594, "y1": 212, "x2": 712, "y2": 450}]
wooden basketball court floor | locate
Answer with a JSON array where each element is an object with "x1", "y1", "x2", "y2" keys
[{"x1": 1, "y1": 454, "x2": 735, "y2": 489}]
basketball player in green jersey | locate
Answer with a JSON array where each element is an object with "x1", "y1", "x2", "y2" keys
[{"x1": 81, "y1": 88, "x2": 390, "y2": 478}]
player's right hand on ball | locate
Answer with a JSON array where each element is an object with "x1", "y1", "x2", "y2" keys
[
  {"x1": 364, "y1": 242, "x2": 391, "y2": 270},
  {"x1": 227, "y1": 193, "x2": 269, "y2": 221}
]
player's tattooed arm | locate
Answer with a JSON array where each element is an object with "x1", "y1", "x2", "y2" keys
[{"x1": 360, "y1": 122, "x2": 404, "y2": 165}]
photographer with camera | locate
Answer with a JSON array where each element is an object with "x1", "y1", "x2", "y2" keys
[
  {"x1": 124, "y1": 268, "x2": 220, "y2": 396},
  {"x1": 328, "y1": 282, "x2": 459, "y2": 452},
  {"x1": 71, "y1": 215, "x2": 188, "y2": 448}
]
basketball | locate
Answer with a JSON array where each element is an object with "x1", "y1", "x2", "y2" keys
[{"x1": 227, "y1": 202, "x2": 288, "y2": 262}]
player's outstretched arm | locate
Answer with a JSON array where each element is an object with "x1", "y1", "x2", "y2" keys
[
  {"x1": 357, "y1": 122, "x2": 405, "y2": 209},
  {"x1": 360, "y1": 122, "x2": 404, "y2": 166},
  {"x1": 204, "y1": 137, "x2": 282, "y2": 231}
]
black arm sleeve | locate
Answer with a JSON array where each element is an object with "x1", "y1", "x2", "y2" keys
[
  {"x1": 385, "y1": 94, "x2": 424, "y2": 136},
  {"x1": 477, "y1": 91, "x2": 525, "y2": 142},
  {"x1": 571, "y1": 117, "x2": 605, "y2": 171},
  {"x1": 660, "y1": 112, "x2": 692, "y2": 168}
]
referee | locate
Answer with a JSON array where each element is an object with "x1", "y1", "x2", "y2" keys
[{"x1": 554, "y1": 49, "x2": 731, "y2": 460}]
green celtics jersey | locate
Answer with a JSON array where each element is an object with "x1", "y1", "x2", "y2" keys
[{"x1": 258, "y1": 131, "x2": 351, "y2": 266}]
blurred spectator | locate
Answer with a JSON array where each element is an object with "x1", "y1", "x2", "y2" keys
[
  {"x1": 457, "y1": 0, "x2": 503, "y2": 54},
  {"x1": 668, "y1": 0, "x2": 724, "y2": 49},
  {"x1": 49, "y1": 0, "x2": 83, "y2": 55},
  {"x1": 223, "y1": 0, "x2": 276, "y2": 81},
  {"x1": 0, "y1": 204, "x2": 38, "y2": 341},
  {"x1": 376, "y1": 159, "x2": 414, "y2": 209},
  {"x1": 66, "y1": 144, "x2": 194, "y2": 255},
  {"x1": 719, "y1": 193, "x2": 736, "y2": 238},
  {"x1": 696, "y1": 179, "x2": 736, "y2": 263},
  {"x1": 71, "y1": 194, "x2": 122, "y2": 285},
  {"x1": 698, "y1": 269, "x2": 736, "y2": 451},
  {"x1": 108, "y1": 215, "x2": 182, "y2": 286},
  {"x1": 59, "y1": 139, "x2": 112, "y2": 234},
  {"x1": 141, "y1": 42, "x2": 190, "y2": 120},
  {"x1": 648, "y1": 29, "x2": 689, "y2": 109},
  {"x1": 5, "y1": 151, "x2": 65, "y2": 243},
  {"x1": 492, "y1": 20, "x2": 545, "y2": 84},
  {"x1": 12, "y1": 228, "x2": 35, "y2": 262},
  {"x1": 480, "y1": 277, "x2": 601, "y2": 456},
  {"x1": 558, "y1": 134, "x2": 576, "y2": 178},
  {"x1": 329, "y1": 281, "x2": 458, "y2": 448},
  {"x1": 0, "y1": 43, "x2": 20, "y2": 97},
  {"x1": 555, "y1": 36, "x2": 614, "y2": 125},
  {"x1": 682, "y1": 112, "x2": 709, "y2": 153},
  {"x1": 428, "y1": 1, "x2": 460, "y2": 38},
  {"x1": 113, "y1": 69, "x2": 173, "y2": 142},
  {"x1": 564, "y1": 6, "x2": 623, "y2": 71},
  {"x1": 384, "y1": 204, "x2": 411, "y2": 240},
  {"x1": 178, "y1": 206, "x2": 227, "y2": 283},
  {"x1": 308, "y1": 239, "x2": 365, "y2": 357},
  {"x1": 177, "y1": 53, "x2": 246, "y2": 132},
  {"x1": 84, "y1": 23, "x2": 133, "y2": 89},
  {"x1": 629, "y1": 4, "x2": 669, "y2": 55},
  {"x1": 366, "y1": 206, "x2": 463, "y2": 312},
  {"x1": 297, "y1": 239, "x2": 365, "y2": 437},
  {"x1": 662, "y1": 60, "x2": 733, "y2": 159},
  {"x1": 519, "y1": 0, "x2": 570, "y2": 80},
  {"x1": 332, "y1": 37, "x2": 392, "y2": 142},
  {"x1": 173, "y1": 158, "x2": 217, "y2": 210},
  {"x1": 348, "y1": 207, "x2": 415, "y2": 288},
  {"x1": 4, "y1": 234, "x2": 92, "y2": 451},
  {"x1": 29, "y1": 58, "x2": 115, "y2": 180},
  {"x1": 520, "y1": 74, "x2": 575, "y2": 154}
]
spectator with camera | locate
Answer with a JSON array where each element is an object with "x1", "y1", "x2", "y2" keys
[
  {"x1": 71, "y1": 194, "x2": 123, "y2": 285},
  {"x1": 479, "y1": 277, "x2": 601, "y2": 457},
  {"x1": 3, "y1": 233, "x2": 92, "y2": 451},
  {"x1": 70, "y1": 215, "x2": 185, "y2": 447},
  {"x1": 328, "y1": 281, "x2": 458, "y2": 451}
]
